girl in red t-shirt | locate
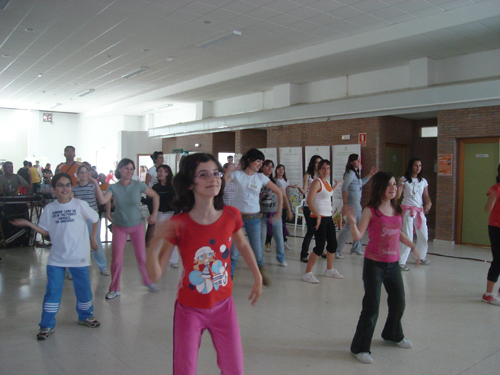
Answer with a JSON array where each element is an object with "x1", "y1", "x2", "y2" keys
[
  {"x1": 346, "y1": 171, "x2": 419, "y2": 365},
  {"x1": 482, "y1": 164, "x2": 500, "y2": 306},
  {"x1": 146, "y1": 153, "x2": 262, "y2": 375}
]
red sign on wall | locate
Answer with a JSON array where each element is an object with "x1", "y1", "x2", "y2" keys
[{"x1": 359, "y1": 133, "x2": 367, "y2": 147}]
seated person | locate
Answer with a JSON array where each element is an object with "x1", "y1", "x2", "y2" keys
[{"x1": 0, "y1": 162, "x2": 31, "y2": 196}]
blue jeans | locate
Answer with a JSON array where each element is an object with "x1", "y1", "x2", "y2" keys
[
  {"x1": 336, "y1": 202, "x2": 362, "y2": 254},
  {"x1": 351, "y1": 258, "x2": 406, "y2": 354},
  {"x1": 231, "y1": 216, "x2": 263, "y2": 274},
  {"x1": 40, "y1": 266, "x2": 94, "y2": 329},
  {"x1": 261, "y1": 214, "x2": 285, "y2": 263}
]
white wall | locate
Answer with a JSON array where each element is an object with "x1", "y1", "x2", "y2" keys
[
  {"x1": 120, "y1": 131, "x2": 162, "y2": 170},
  {"x1": 0, "y1": 109, "x2": 30, "y2": 169}
]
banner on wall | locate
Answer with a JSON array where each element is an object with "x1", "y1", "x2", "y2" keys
[
  {"x1": 259, "y1": 148, "x2": 277, "y2": 167},
  {"x1": 164, "y1": 153, "x2": 177, "y2": 175},
  {"x1": 331, "y1": 144, "x2": 361, "y2": 229}
]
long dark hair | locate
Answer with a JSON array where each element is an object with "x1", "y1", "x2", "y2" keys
[
  {"x1": 274, "y1": 164, "x2": 287, "y2": 182},
  {"x1": 156, "y1": 164, "x2": 173, "y2": 185},
  {"x1": 240, "y1": 148, "x2": 265, "y2": 170},
  {"x1": 172, "y1": 153, "x2": 225, "y2": 213},
  {"x1": 259, "y1": 160, "x2": 275, "y2": 184},
  {"x1": 344, "y1": 154, "x2": 360, "y2": 180},
  {"x1": 404, "y1": 158, "x2": 422, "y2": 183},
  {"x1": 115, "y1": 158, "x2": 135, "y2": 179},
  {"x1": 496, "y1": 163, "x2": 500, "y2": 184},
  {"x1": 306, "y1": 155, "x2": 322, "y2": 176},
  {"x1": 366, "y1": 171, "x2": 401, "y2": 216}
]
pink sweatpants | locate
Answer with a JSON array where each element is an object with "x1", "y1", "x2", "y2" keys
[
  {"x1": 173, "y1": 296, "x2": 244, "y2": 375},
  {"x1": 109, "y1": 224, "x2": 152, "y2": 292}
]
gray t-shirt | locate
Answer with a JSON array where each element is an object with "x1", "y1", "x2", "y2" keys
[
  {"x1": 108, "y1": 180, "x2": 147, "y2": 227},
  {"x1": 342, "y1": 170, "x2": 369, "y2": 205},
  {"x1": 260, "y1": 179, "x2": 281, "y2": 213}
]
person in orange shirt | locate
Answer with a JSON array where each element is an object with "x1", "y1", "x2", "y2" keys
[{"x1": 55, "y1": 146, "x2": 81, "y2": 186}]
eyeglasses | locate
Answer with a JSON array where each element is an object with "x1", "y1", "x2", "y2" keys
[
  {"x1": 55, "y1": 183, "x2": 72, "y2": 188},
  {"x1": 195, "y1": 171, "x2": 224, "y2": 180}
]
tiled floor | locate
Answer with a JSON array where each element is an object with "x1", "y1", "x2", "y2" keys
[{"x1": 1, "y1": 226, "x2": 499, "y2": 375}]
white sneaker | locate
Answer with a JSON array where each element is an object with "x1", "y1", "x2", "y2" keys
[
  {"x1": 284, "y1": 242, "x2": 291, "y2": 250},
  {"x1": 419, "y1": 258, "x2": 430, "y2": 265},
  {"x1": 105, "y1": 291, "x2": 121, "y2": 300},
  {"x1": 278, "y1": 260, "x2": 288, "y2": 267},
  {"x1": 302, "y1": 272, "x2": 319, "y2": 284},
  {"x1": 148, "y1": 283, "x2": 159, "y2": 292},
  {"x1": 387, "y1": 337, "x2": 413, "y2": 349},
  {"x1": 100, "y1": 269, "x2": 110, "y2": 276},
  {"x1": 353, "y1": 352, "x2": 373, "y2": 364},
  {"x1": 335, "y1": 253, "x2": 344, "y2": 259},
  {"x1": 324, "y1": 268, "x2": 344, "y2": 279},
  {"x1": 264, "y1": 243, "x2": 271, "y2": 252},
  {"x1": 482, "y1": 293, "x2": 500, "y2": 305},
  {"x1": 170, "y1": 263, "x2": 179, "y2": 269}
]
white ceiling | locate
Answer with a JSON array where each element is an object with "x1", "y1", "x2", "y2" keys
[{"x1": 0, "y1": 0, "x2": 499, "y2": 116}]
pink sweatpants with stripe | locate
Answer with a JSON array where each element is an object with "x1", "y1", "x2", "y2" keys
[
  {"x1": 109, "y1": 224, "x2": 152, "y2": 292},
  {"x1": 173, "y1": 296, "x2": 244, "y2": 375}
]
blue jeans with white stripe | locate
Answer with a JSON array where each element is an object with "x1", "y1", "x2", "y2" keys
[{"x1": 40, "y1": 265, "x2": 94, "y2": 329}]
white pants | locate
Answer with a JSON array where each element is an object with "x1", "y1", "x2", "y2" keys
[
  {"x1": 399, "y1": 210, "x2": 428, "y2": 265},
  {"x1": 157, "y1": 211, "x2": 179, "y2": 265}
]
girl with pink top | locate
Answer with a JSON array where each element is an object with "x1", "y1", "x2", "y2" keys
[{"x1": 346, "y1": 171, "x2": 419, "y2": 364}]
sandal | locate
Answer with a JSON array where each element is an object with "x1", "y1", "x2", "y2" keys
[
  {"x1": 37, "y1": 327, "x2": 55, "y2": 340},
  {"x1": 78, "y1": 317, "x2": 101, "y2": 328}
]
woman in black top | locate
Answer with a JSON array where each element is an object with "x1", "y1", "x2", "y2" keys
[{"x1": 152, "y1": 164, "x2": 179, "y2": 268}]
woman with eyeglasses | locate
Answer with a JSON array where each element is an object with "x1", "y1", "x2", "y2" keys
[
  {"x1": 225, "y1": 148, "x2": 283, "y2": 285},
  {"x1": 94, "y1": 158, "x2": 160, "y2": 299}
]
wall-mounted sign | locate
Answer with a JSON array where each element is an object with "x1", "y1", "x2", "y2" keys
[
  {"x1": 438, "y1": 154, "x2": 453, "y2": 176},
  {"x1": 359, "y1": 133, "x2": 367, "y2": 146}
]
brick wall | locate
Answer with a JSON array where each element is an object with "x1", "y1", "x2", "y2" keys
[
  {"x1": 436, "y1": 105, "x2": 500, "y2": 241},
  {"x1": 235, "y1": 129, "x2": 267, "y2": 154},
  {"x1": 213, "y1": 131, "x2": 235, "y2": 158},
  {"x1": 161, "y1": 133, "x2": 213, "y2": 154}
]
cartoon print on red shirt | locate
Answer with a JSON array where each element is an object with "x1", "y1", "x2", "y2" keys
[{"x1": 188, "y1": 243, "x2": 229, "y2": 294}]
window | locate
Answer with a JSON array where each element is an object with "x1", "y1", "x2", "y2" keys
[{"x1": 421, "y1": 126, "x2": 437, "y2": 138}]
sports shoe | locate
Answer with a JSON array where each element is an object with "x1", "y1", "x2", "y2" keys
[
  {"x1": 78, "y1": 316, "x2": 101, "y2": 328},
  {"x1": 399, "y1": 264, "x2": 410, "y2": 271},
  {"x1": 300, "y1": 257, "x2": 309, "y2": 263},
  {"x1": 66, "y1": 272, "x2": 73, "y2": 280},
  {"x1": 170, "y1": 263, "x2": 179, "y2": 269},
  {"x1": 355, "y1": 251, "x2": 364, "y2": 256},
  {"x1": 37, "y1": 327, "x2": 55, "y2": 341},
  {"x1": 278, "y1": 260, "x2": 288, "y2": 267},
  {"x1": 387, "y1": 337, "x2": 413, "y2": 349},
  {"x1": 105, "y1": 291, "x2": 121, "y2": 300},
  {"x1": 284, "y1": 242, "x2": 291, "y2": 250},
  {"x1": 148, "y1": 283, "x2": 159, "y2": 292},
  {"x1": 335, "y1": 253, "x2": 344, "y2": 259},
  {"x1": 419, "y1": 258, "x2": 430, "y2": 265},
  {"x1": 321, "y1": 252, "x2": 327, "y2": 258},
  {"x1": 302, "y1": 272, "x2": 319, "y2": 284},
  {"x1": 353, "y1": 352, "x2": 373, "y2": 364},
  {"x1": 482, "y1": 293, "x2": 500, "y2": 306},
  {"x1": 100, "y1": 269, "x2": 110, "y2": 276},
  {"x1": 264, "y1": 243, "x2": 271, "y2": 252},
  {"x1": 324, "y1": 268, "x2": 344, "y2": 279}
]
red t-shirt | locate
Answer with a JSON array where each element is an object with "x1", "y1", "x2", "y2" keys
[
  {"x1": 165, "y1": 206, "x2": 243, "y2": 309},
  {"x1": 487, "y1": 183, "x2": 500, "y2": 228}
]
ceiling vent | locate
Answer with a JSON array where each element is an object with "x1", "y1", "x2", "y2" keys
[
  {"x1": 122, "y1": 67, "x2": 148, "y2": 79},
  {"x1": 197, "y1": 30, "x2": 241, "y2": 49}
]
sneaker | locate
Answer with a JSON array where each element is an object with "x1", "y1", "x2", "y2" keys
[
  {"x1": 324, "y1": 268, "x2": 344, "y2": 279},
  {"x1": 284, "y1": 242, "x2": 291, "y2": 250},
  {"x1": 100, "y1": 269, "x2": 110, "y2": 276},
  {"x1": 321, "y1": 252, "x2": 327, "y2": 258},
  {"x1": 278, "y1": 260, "x2": 288, "y2": 267},
  {"x1": 37, "y1": 327, "x2": 55, "y2": 341},
  {"x1": 399, "y1": 264, "x2": 410, "y2": 271},
  {"x1": 170, "y1": 263, "x2": 179, "y2": 269},
  {"x1": 302, "y1": 272, "x2": 319, "y2": 284},
  {"x1": 387, "y1": 337, "x2": 413, "y2": 349},
  {"x1": 353, "y1": 352, "x2": 373, "y2": 364},
  {"x1": 148, "y1": 283, "x2": 159, "y2": 292},
  {"x1": 482, "y1": 293, "x2": 500, "y2": 306},
  {"x1": 105, "y1": 291, "x2": 121, "y2": 300},
  {"x1": 66, "y1": 272, "x2": 73, "y2": 280},
  {"x1": 419, "y1": 258, "x2": 430, "y2": 265},
  {"x1": 335, "y1": 253, "x2": 344, "y2": 259},
  {"x1": 78, "y1": 316, "x2": 101, "y2": 328},
  {"x1": 355, "y1": 251, "x2": 364, "y2": 256},
  {"x1": 264, "y1": 243, "x2": 271, "y2": 252},
  {"x1": 300, "y1": 257, "x2": 309, "y2": 263}
]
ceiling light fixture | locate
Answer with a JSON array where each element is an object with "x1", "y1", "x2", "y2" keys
[
  {"x1": 25, "y1": 28, "x2": 34, "y2": 32},
  {"x1": 50, "y1": 103, "x2": 62, "y2": 109},
  {"x1": 38, "y1": 73, "x2": 42, "y2": 77},
  {"x1": 78, "y1": 89, "x2": 95, "y2": 97},
  {"x1": 122, "y1": 66, "x2": 148, "y2": 79},
  {"x1": 196, "y1": 30, "x2": 241, "y2": 49},
  {"x1": 166, "y1": 57, "x2": 174, "y2": 61},
  {"x1": 155, "y1": 104, "x2": 173, "y2": 109}
]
